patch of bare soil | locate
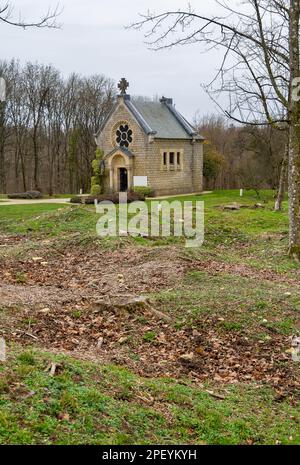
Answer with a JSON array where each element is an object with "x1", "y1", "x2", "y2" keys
[
  {"x1": 0, "y1": 244, "x2": 186, "y2": 295},
  {"x1": 0, "y1": 283, "x2": 86, "y2": 308},
  {"x1": 0, "y1": 234, "x2": 29, "y2": 247},
  {"x1": 182, "y1": 257, "x2": 300, "y2": 285},
  {"x1": 0, "y1": 295, "x2": 298, "y2": 398},
  {"x1": 0, "y1": 239, "x2": 299, "y2": 398}
]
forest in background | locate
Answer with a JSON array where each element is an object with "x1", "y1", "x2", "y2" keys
[
  {"x1": 0, "y1": 59, "x2": 287, "y2": 195},
  {"x1": 0, "y1": 59, "x2": 115, "y2": 194},
  {"x1": 196, "y1": 115, "x2": 287, "y2": 193}
]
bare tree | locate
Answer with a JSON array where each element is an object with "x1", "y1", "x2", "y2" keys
[
  {"x1": 131, "y1": 0, "x2": 300, "y2": 259},
  {"x1": 23, "y1": 63, "x2": 53, "y2": 189},
  {"x1": 0, "y1": 2, "x2": 60, "y2": 191},
  {"x1": 0, "y1": 2, "x2": 60, "y2": 29},
  {"x1": 0, "y1": 60, "x2": 9, "y2": 192},
  {"x1": 4, "y1": 60, "x2": 29, "y2": 191},
  {"x1": 275, "y1": 140, "x2": 289, "y2": 211},
  {"x1": 195, "y1": 114, "x2": 284, "y2": 191},
  {"x1": 0, "y1": 59, "x2": 116, "y2": 194}
]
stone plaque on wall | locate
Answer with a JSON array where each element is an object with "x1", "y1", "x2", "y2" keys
[{"x1": 133, "y1": 176, "x2": 148, "y2": 187}]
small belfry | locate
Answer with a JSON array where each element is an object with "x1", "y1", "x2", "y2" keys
[
  {"x1": 94, "y1": 79, "x2": 204, "y2": 196},
  {"x1": 118, "y1": 77, "x2": 129, "y2": 95}
]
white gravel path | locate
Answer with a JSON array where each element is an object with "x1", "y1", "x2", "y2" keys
[{"x1": 0, "y1": 198, "x2": 71, "y2": 206}]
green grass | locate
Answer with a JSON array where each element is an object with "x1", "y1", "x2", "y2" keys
[
  {"x1": 0, "y1": 203, "x2": 67, "y2": 220},
  {"x1": 46, "y1": 194, "x2": 76, "y2": 199},
  {"x1": 0, "y1": 204, "x2": 88, "y2": 235},
  {"x1": 151, "y1": 270, "x2": 299, "y2": 337},
  {"x1": 0, "y1": 189, "x2": 299, "y2": 445},
  {"x1": 0, "y1": 188, "x2": 289, "y2": 239},
  {"x1": 0, "y1": 348, "x2": 298, "y2": 445}
]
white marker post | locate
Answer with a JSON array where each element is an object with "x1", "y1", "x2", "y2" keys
[
  {"x1": 0, "y1": 338, "x2": 6, "y2": 362},
  {"x1": 0, "y1": 77, "x2": 6, "y2": 103},
  {"x1": 240, "y1": 189, "x2": 244, "y2": 197}
]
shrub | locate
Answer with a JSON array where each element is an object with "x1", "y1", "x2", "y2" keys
[
  {"x1": 90, "y1": 184, "x2": 101, "y2": 196},
  {"x1": 91, "y1": 159, "x2": 101, "y2": 177},
  {"x1": 26, "y1": 190, "x2": 43, "y2": 199},
  {"x1": 70, "y1": 196, "x2": 83, "y2": 204},
  {"x1": 8, "y1": 190, "x2": 43, "y2": 199},
  {"x1": 127, "y1": 191, "x2": 144, "y2": 202},
  {"x1": 8, "y1": 193, "x2": 30, "y2": 199},
  {"x1": 132, "y1": 186, "x2": 154, "y2": 199},
  {"x1": 90, "y1": 148, "x2": 104, "y2": 194},
  {"x1": 84, "y1": 194, "x2": 116, "y2": 205},
  {"x1": 203, "y1": 141, "x2": 224, "y2": 187},
  {"x1": 91, "y1": 176, "x2": 99, "y2": 187},
  {"x1": 83, "y1": 191, "x2": 144, "y2": 205}
]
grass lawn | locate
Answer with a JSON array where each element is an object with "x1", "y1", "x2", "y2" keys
[
  {"x1": 0, "y1": 189, "x2": 299, "y2": 445},
  {"x1": 0, "y1": 348, "x2": 298, "y2": 445}
]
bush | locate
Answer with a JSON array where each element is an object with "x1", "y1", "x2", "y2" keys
[
  {"x1": 8, "y1": 193, "x2": 30, "y2": 199},
  {"x1": 90, "y1": 148, "x2": 104, "y2": 194},
  {"x1": 8, "y1": 190, "x2": 43, "y2": 199},
  {"x1": 70, "y1": 196, "x2": 83, "y2": 204},
  {"x1": 90, "y1": 184, "x2": 101, "y2": 196},
  {"x1": 91, "y1": 160, "x2": 101, "y2": 177},
  {"x1": 132, "y1": 186, "x2": 154, "y2": 199},
  {"x1": 83, "y1": 191, "x2": 144, "y2": 205},
  {"x1": 26, "y1": 190, "x2": 43, "y2": 199},
  {"x1": 91, "y1": 176, "x2": 99, "y2": 187}
]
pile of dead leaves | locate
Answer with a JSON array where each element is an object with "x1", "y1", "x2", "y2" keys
[{"x1": 0, "y1": 240, "x2": 299, "y2": 399}]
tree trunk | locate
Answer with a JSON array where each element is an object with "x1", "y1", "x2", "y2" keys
[
  {"x1": 274, "y1": 141, "x2": 289, "y2": 211},
  {"x1": 0, "y1": 102, "x2": 6, "y2": 193},
  {"x1": 20, "y1": 149, "x2": 27, "y2": 192},
  {"x1": 288, "y1": 120, "x2": 300, "y2": 260},
  {"x1": 0, "y1": 146, "x2": 5, "y2": 193},
  {"x1": 33, "y1": 128, "x2": 39, "y2": 190},
  {"x1": 288, "y1": 0, "x2": 300, "y2": 260}
]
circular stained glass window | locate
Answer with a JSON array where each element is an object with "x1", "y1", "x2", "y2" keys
[{"x1": 116, "y1": 124, "x2": 133, "y2": 148}]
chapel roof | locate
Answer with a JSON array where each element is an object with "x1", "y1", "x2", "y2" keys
[
  {"x1": 95, "y1": 79, "x2": 204, "y2": 141},
  {"x1": 127, "y1": 97, "x2": 203, "y2": 140},
  {"x1": 104, "y1": 147, "x2": 134, "y2": 159}
]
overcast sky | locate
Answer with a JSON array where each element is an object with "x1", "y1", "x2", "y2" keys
[{"x1": 0, "y1": 0, "x2": 227, "y2": 121}]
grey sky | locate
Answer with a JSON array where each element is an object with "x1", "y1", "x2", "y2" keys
[{"x1": 0, "y1": 0, "x2": 227, "y2": 121}]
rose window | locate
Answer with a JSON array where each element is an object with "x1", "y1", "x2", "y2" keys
[{"x1": 116, "y1": 124, "x2": 133, "y2": 148}]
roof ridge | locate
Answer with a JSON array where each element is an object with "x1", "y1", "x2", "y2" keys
[
  {"x1": 95, "y1": 95, "x2": 204, "y2": 141},
  {"x1": 164, "y1": 101, "x2": 198, "y2": 137}
]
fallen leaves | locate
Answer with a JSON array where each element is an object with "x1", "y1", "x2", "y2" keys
[{"x1": 0, "y1": 240, "x2": 299, "y2": 398}]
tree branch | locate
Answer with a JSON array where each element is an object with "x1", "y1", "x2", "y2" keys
[{"x1": 0, "y1": 2, "x2": 61, "y2": 29}]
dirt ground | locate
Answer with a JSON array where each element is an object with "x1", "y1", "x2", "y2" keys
[{"x1": 0, "y1": 237, "x2": 299, "y2": 400}]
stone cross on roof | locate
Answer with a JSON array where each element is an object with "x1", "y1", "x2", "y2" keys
[{"x1": 118, "y1": 78, "x2": 129, "y2": 95}]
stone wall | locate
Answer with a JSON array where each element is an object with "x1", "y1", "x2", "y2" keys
[{"x1": 147, "y1": 139, "x2": 203, "y2": 196}]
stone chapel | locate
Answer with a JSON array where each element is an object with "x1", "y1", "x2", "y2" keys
[{"x1": 95, "y1": 78, "x2": 204, "y2": 196}]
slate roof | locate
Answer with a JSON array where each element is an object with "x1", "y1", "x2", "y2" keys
[
  {"x1": 95, "y1": 95, "x2": 204, "y2": 141},
  {"x1": 104, "y1": 147, "x2": 134, "y2": 159},
  {"x1": 127, "y1": 97, "x2": 203, "y2": 140}
]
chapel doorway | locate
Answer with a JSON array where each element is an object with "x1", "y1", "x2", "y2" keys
[{"x1": 119, "y1": 167, "x2": 128, "y2": 192}]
